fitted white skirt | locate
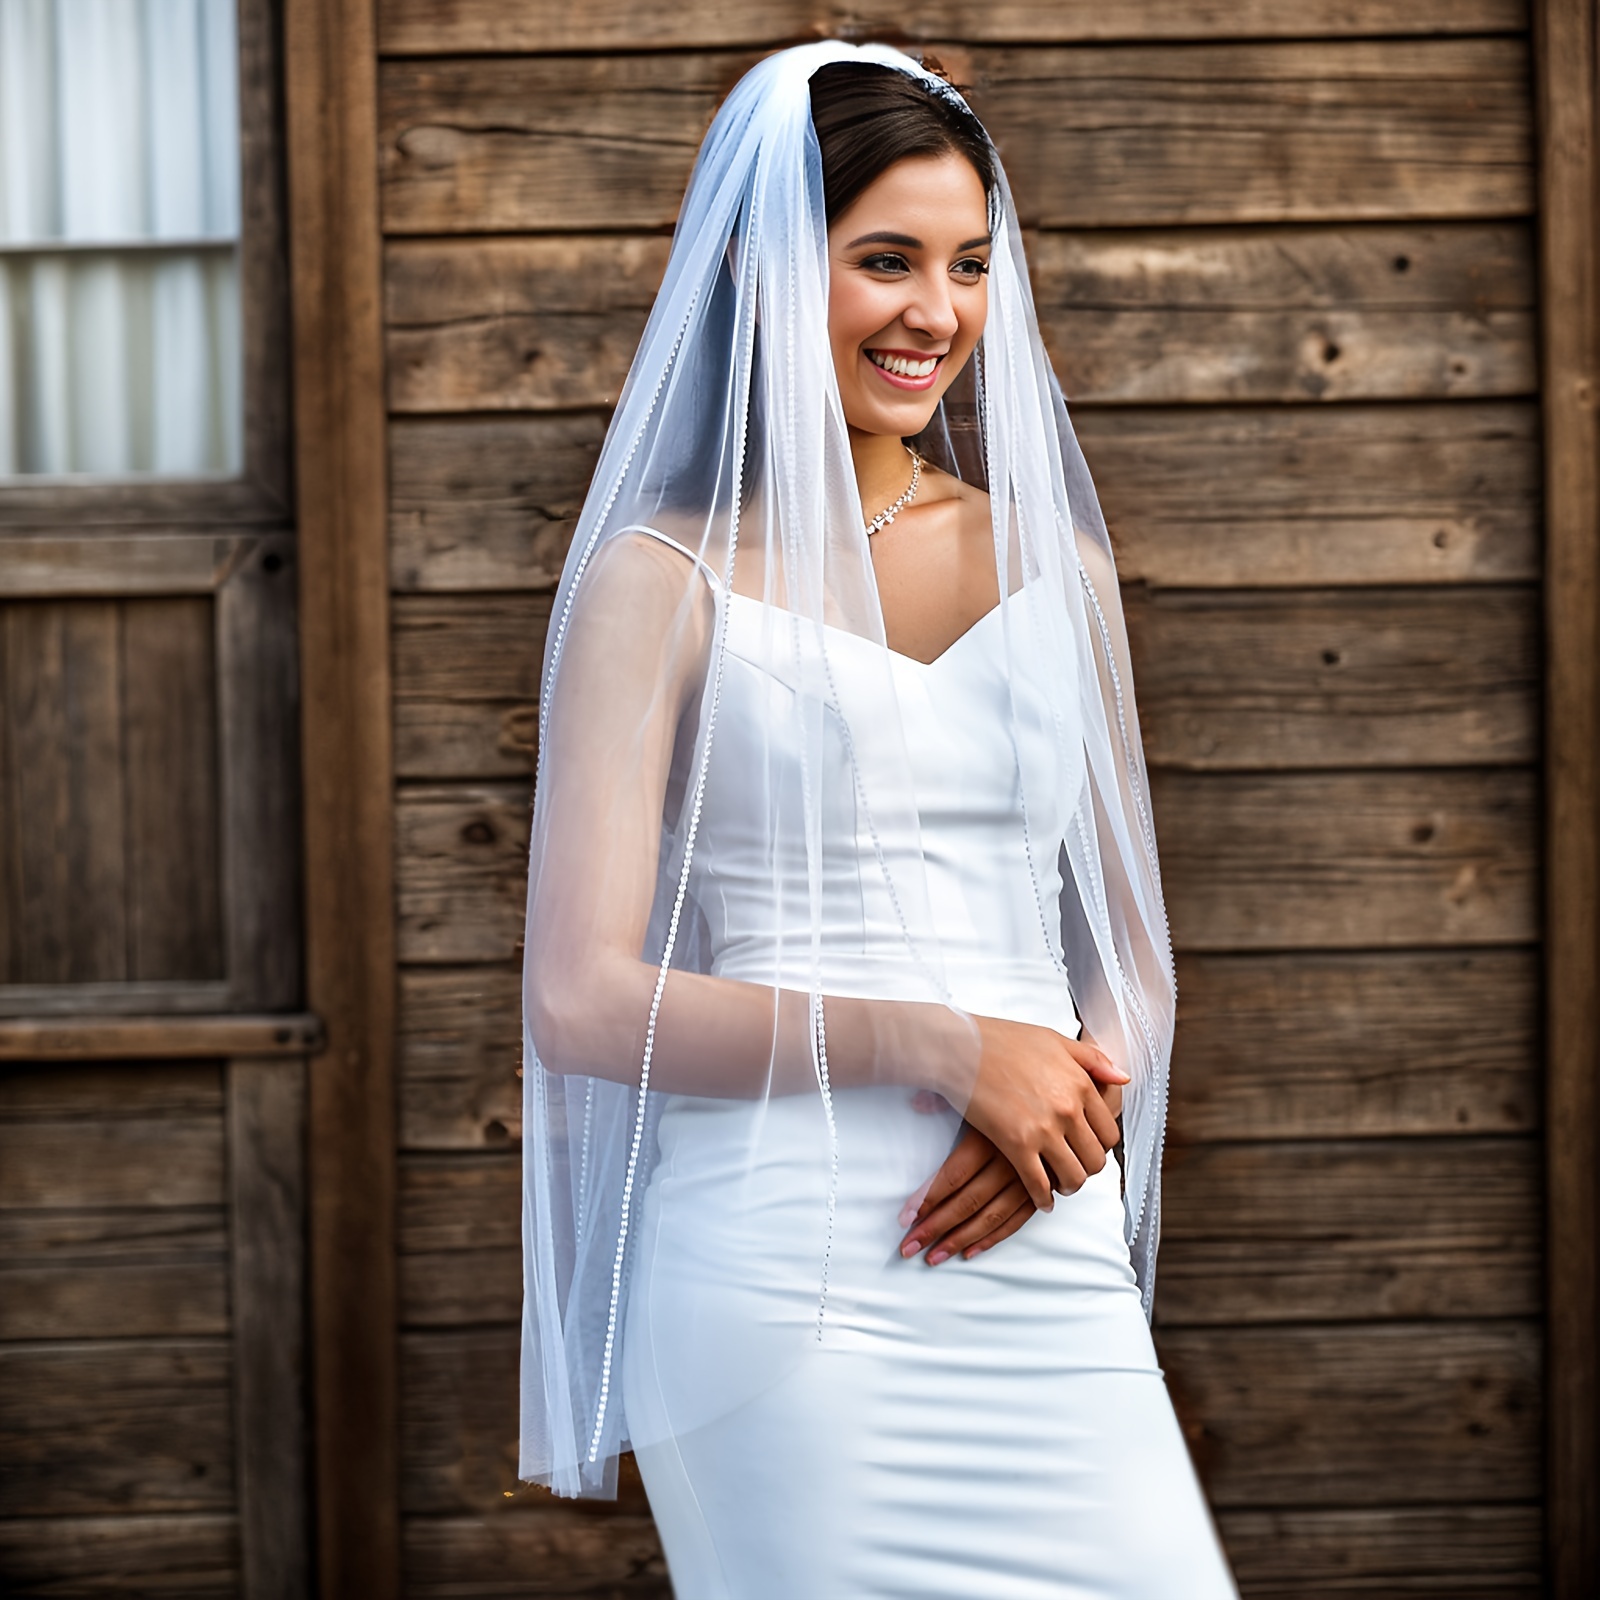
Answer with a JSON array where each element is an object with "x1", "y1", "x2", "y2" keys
[{"x1": 621, "y1": 966, "x2": 1238, "y2": 1599}]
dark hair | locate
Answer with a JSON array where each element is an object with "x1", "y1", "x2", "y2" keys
[{"x1": 808, "y1": 61, "x2": 997, "y2": 227}]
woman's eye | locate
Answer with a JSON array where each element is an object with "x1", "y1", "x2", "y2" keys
[
  {"x1": 860, "y1": 253, "x2": 911, "y2": 274},
  {"x1": 952, "y1": 258, "x2": 990, "y2": 282}
]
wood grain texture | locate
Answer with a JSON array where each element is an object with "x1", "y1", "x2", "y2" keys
[
  {"x1": 402, "y1": 1320, "x2": 1539, "y2": 1513},
  {"x1": 0, "y1": 1116, "x2": 224, "y2": 1209},
  {"x1": 1533, "y1": 0, "x2": 1600, "y2": 1585},
  {"x1": 391, "y1": 951, "x2": 1540, "y2": 1154},
  {"x1": 1154, "y1": 767, "x2": 1537, "y2": 950},
  {"x1": 1127, "y1": 585, "x2": 1539, "y2": 770},
  {"x1": 394, "y1": 584, "x2": 1539, "y2": 777},
  {"x1": 378, "y1": 42, "x2": 1533, "y2": 234},
  {"x1": 1214, "y1": 1505, "x2": 1541, "y2": 1597},
  {"x1": 1157, "y1": 1320, "x2": 1541, "y2": 1508},
  {"x1": 399, "y1": 964, "x2": 521, "y2": 1149},
  {"x1": 0, "y1": 531, "x2": 285, "y2": 598},
  {"x1": 389, "y1": 413, "x2": 606, "y2": 595},
  {"x1": 0, "y1": 1340, "x2": 234, "y2": 1516},
  {"x1": 0, "y1": 1513, "x2": 239, "y2": 1598},
  {"x1": 228, "y1": 1059, "x2": 310, "y2": 1600},
  {"x1": 0, "y1": 1012, "x2": 323, "y2": 1059},
  {"x1": 385, "y1": 224, "x2": 1535, "y2": 415},
  {"x1": 396, "y1": 783, "x2": 530, "y2": 964},
  {"x1": 399, "y1": 1155, "x2": 519, "y2": 1327},
  {"x1": 385, "y1": 403, "x2": 1541, "y2": 595},
  {"x1": 1169, "y1": 949, "x2": 1539, "y2": 1143},
  {"x1": 0, "y1": 1208, "x2": 227, "y2": 1339},
  {"x1": 284, "y1": 0, "x2": 401, "y2": 1586},
  {"x1": 378, "y1": 0, "x2": 1529, "y2": 53},
  {"x1": 122, "y1": 598, "x2": 224, "y2": 983},
  {"x1": 1077, "y1": 401, "x2": 1540, "y2": 590},
  {"x1": 1034, "y1": 222, "x2": 1536, "y2": 405},
  {"x1": 395, "y1": 1139, "x2": 1539, "y2": 1331},
  {"x1": 1156, "y1": 1136, "x2": 1541, "y2": 1324},
  {"x1": 401, "y1": 1511, "x2": 667, "y2": 1598}
]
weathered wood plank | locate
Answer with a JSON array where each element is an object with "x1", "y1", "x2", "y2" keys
[
  {"x1": 385, "y1": 237, "x2": 668, "y2": 413},
  {"x1": 1126, "y1": 586, "x2": 1539, "y2": 770},
  {"x1": 1156, "y1": 1136, "x2": 1541, "y2": 1324},
  {"x1": 217, "y1": 537, "x2": 305, "y2": 1011},
  {"x1": 0, "y1": 1208, "x2": 227, "y2": 1340},
  {"x1": 389, "y1": 413, "x2": 605, "y2": 594},
  {"x1": 378, "y1": 0, "x2": 1529, "y2": 53},
  {"x1": 1158, "y1": 1320, "x2": 1540, "y2": 1508},
  {"x1": 1154, "y1": 767, "x2": 1537, "y2": 950},
  {"x1": 397, "y1": 769, "x2": 1536, "y2": 962},
  {"x1": 0, "y1": 1513, "x2": 239, "y2": 1597},
  {"x1": 228, "y1": 1059, "x2": 311, "y2": 1600},
  {"x1": 399, "y1": 964, "x2": 522, "y2": 1150},
  {"x1": 396, "y1": 783, "x2": 530, "y2": 965},
  {"x1": 379, "y1": 41, "x2": 1533, "y2": 234},
  {"x1": 401, "y1": 1511, "x2": 668, "y2": 1598},
  {"x1": 397, "y1": 1139, "x2": 1538, "y2": 1330},
  {"x1": 0, "y1": 531, "x2": 287, "y2": 598},
  {"x1": 2, "y1": 602, "x2": 128, "y2": 984},
  {"x1": 386, "y1": 403, "x2": 1540, "y2": 594},
  {"x1": 399, "y1": 1153, "x2": 519, "y2": 1326},
  {"x1": 1169, "y1": 950, "x2": 1539, "y2": 1143},
  {"x1": 0, "y1": 1012, "x2": 323, "y2": 1060},
  {"x1": 1213, "y1": 1505, "x2": 1541, "y2": 1598},
  {"x1": 0, "y1": 1118, "x2": 225, "y2": 1209},
  {"x1": 1535, "y1": 0, "x2": 1600, "y2": 1579},
  {"x1": 976, "y1": 39, "x2": 1535, "y2": 228},
  {"x1": 284, "y1": 0, "x2": 403, "y2": 1582},
  {"x1": 0, "y1": 1060, "x2": 224, "y2": 1119},
  {"x1": 1034, "y1": 223, "x2": 1537, "y2": 404},
  {"x1": 392, "y1": 586, "x2": 1540, "y2": 779},
  {"x1": 395, "y1": 951, "x2": 1539, "y2": 1152},
  {"x1": 0, "y1": 1340, "x2": 234, "y2": 1515},
  {"x1": 386, "y1": 225, "x2": 1535, "y2": 414},
  {"x1": 1078, "y1": 400, "x2": 1540, "y2": 590},
  {"x1": 122, "y1": 598, "x2": 224, "y2": 983},
  {"x1": 404, "y1": 1321, "x2": 1539, "y2": 1512}
]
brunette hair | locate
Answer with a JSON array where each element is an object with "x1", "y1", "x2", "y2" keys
[{"x1": 808, "y1": 61, "x2": 997, "y2": 226}]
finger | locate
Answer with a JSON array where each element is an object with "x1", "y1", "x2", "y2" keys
[
  {"x1": 901, "y1": 1126, "x2": 990, "y2": 1228},
  {"x1": 1096, "y1": 1081, "x2": 1124, "y2": 1122},
  {"x1": 961, "y1": 1201, "x2": 1038, "y2": 1259},
  {"x1": 925, "y1": 1178, "x2": 1031, "y2": 1262},
  {"x1": 1083, "y1": 1093, "x2": 1121, "y2": 1152},
  {"x1": 900, "y1": 1159, "x2": 1011, "y2": 1256},
  {"x1": 1012, "y1": 1151, "x2": 1056, "y2": 1211},
  {"x1": 1044, "y1": 1144, "x2": 1089, "y2": 1195},
  {"x1": 1066, "y1": 1110, "x2": 1112, "y2": 1179},
  {"x1": 1079, "y1": 1054, "x2": 1129, "y2": 1085}
]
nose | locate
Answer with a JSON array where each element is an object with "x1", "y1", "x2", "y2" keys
[{"x1": 902, "y1": 271, "x2": 959, "y2": 342}]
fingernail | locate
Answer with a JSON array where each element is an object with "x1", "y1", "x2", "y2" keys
[
  {"x1": 900, "y1": 1237, "x2": 921, "y2": 1258},
  {"x1": 896, "y1": 1201, "x2": 916, "y2": 1229},
  {"x1": 962, "y1": 1246, "x2": 982, "y2": 1259},
  {"x1": 926, "y1": 1249, "x2": 949, "y2": 1266}
]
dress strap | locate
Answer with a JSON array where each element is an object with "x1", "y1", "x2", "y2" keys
[{"x1": 617, "y1": 523, "x2": 724, "y2": 593}]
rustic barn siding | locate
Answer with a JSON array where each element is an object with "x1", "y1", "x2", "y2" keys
[{"x1": 378, "y1": 5, "x2": 1543, "y2": 1593}]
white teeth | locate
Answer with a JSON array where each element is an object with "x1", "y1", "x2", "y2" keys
[{"x1": 868, "y1": 350, "x2": 939, "y2": 378}]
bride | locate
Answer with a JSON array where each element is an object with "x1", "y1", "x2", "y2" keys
[{"x1": 518, "y1": 38, "x2": 1240, "y2": 1598}]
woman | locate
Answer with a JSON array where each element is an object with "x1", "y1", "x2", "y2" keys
[{"x1": 519, "y1": 39, "x2": 1239, "y2": 1598}]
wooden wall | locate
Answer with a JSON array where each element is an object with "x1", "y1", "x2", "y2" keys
[{"x1": 373, "y1": 2, "x2": 1544, "y2": 1594}]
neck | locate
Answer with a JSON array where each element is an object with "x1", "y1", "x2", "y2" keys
[{"x1": 849, "y1": 427, "x2": 914, "y2": 522}]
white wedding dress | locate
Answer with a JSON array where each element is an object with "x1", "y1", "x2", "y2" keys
[{"x1": 619, "y1": 529, "x2": 1238, "y2": 1598}]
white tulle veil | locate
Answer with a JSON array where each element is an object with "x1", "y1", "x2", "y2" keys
[{"x1": 518, "y1": 38, "x2": 1175, "y2": 1499}]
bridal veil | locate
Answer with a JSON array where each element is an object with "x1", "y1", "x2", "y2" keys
[{"x1": 518, "y1": 38, "x2": 1175, "y2": 1498}]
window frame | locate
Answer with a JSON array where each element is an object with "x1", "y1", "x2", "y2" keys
[{"x1": 0, "y1": 0, "x2": 291, "y2": 526}]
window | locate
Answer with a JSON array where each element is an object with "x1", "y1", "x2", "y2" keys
[{"x1": 1, "y1": 0, "x2": 244, "y2": 479}]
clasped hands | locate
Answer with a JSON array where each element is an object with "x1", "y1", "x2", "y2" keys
[{"x1": 898, "y1": 1017, "x2": 1127, "y2": 1266}]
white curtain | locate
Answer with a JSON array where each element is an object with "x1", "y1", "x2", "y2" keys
[{"x1": 0, "y1": 0, "x2": 241, "y2": 476}]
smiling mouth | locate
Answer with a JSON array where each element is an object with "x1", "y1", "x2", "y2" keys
[{"x1": 866, "y1": 349, "x2": 943, "y2": 379}]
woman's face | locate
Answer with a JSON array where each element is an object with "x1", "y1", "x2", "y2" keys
[{"x1": 826, "y1": 149, "x2": 991, "y2": 438}]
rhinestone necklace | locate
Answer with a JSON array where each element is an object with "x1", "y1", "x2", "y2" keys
[{"x1": 864, "y1": 446, "x2": 922, "y2": 537}]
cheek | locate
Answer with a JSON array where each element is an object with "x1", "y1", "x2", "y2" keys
[{"x1": 829, "y1": 277, "x2": 891, "y2": 366}]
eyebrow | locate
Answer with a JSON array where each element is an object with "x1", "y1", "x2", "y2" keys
[{"x1": 844, "y1": 230, "x2": 992, "y2": 252}]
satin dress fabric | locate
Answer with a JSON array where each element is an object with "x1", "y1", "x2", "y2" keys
[{"x1": 619, "y1": 530, "x2": 1239, "y2": 1599}]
